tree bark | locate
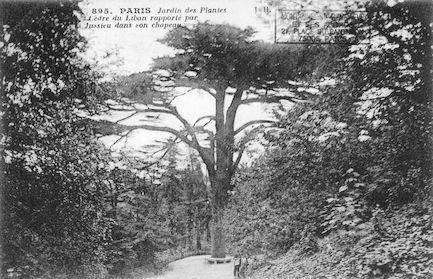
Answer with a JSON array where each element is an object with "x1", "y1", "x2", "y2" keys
[
  {"x1": 210, "y1": 209, "x2": 225, "y2": 258},
  {"x1": 207, "y1": 85, "x2": 245, "y2": 258},
  {"x1": 209, "y1": 169, "x2": 231, "y2": 258}
]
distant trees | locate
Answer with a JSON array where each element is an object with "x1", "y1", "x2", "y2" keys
[
  {"x1": 158, "y1": 149, "x2": 211, "y2": 252},
  {"x1": 101, "y1": 155, "x2": 208, "y2": 274}
]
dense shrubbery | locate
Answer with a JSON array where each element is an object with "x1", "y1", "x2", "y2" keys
[
  {"x1": 248, "y1": 201, "x2": 433, "y2": 279},
  {"x1": 224, "y1": 156, "x2": 325, "y2": 256},
  {"x1": 347, "y1": 203, "x2": 433, "y2": 278},
  {"x1": 0, "y1": 1, "x2": 112, "y2": 277},
  {"x1": 95, "y1": 154, "x2": 211, "y2": 277},
  {"x1": 225, "y1": 1, "x2": 432, "y2": 278}
]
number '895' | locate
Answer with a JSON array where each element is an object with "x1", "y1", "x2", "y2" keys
[{"x1": 92, "y1": 8, "x2": 110, "y2": 14}]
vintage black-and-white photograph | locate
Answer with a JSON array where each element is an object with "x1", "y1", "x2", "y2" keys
[{"x1": 1, "y1": 0, "x2": 432, "y2": 278}]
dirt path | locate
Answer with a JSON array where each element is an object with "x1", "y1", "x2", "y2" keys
[{"x1": 147, "y1": 255, "x2": 234, "y2": 279}]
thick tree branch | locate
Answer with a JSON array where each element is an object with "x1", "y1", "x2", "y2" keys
[
  {"x1": 113, "y1": 105, "x2": 206, "y2": 153},
  {"x1": 115, "y1": 111, "x2": 140, "y2": 124},
  {"x1": 98, "y1": 99, "x2": 217, "y2": 171},
  {"x1": 230, "y1": 125, "x2": 264, "y2": 174},
  {"x1": 163, "y1": 105, "x2": 215, "y2": 166},
  {"x1": 103, "y1": 104, "x2": 136, "y2": 112},
  {"x1": 171, "y1": 78, "x2": 217, "y2": 99},
  {"x1": 193, "y1": 115, "x2": 216, "y2": 126},
  {"x1": 240, "y1": 95, "x2": 301, "y2": 105},
  {"x1": 225, "y1": 86, "x2": 246, "y2": 132},
  {"x1": 118, "y1": 121, "x2": 214, "y2": 169},
  {"x1": 115, "y1": 123, "x2": 194, "y2": 147},
  {"x1": 232, "y1": 145, "x2": 246, "y2": 175},
  {"x1": 234, "y1": 119, "x2": 276, "y2": 136}
]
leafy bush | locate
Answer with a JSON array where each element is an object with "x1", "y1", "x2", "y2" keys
[
  {"x1": 320, "y1": 168, "x2": 370, "y2": 234},
  {"x1": 345, "y1": 203, "x2": 433, "y2": 278},
  {"x1": 223, "y1": 155, "x2": 325, "y2": 256}
]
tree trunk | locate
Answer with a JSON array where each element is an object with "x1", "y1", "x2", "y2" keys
[
  {"x1": 210, "y1": 207, "x2": 225, "y2": 258},
  {"x1": 208, "y1": 85, "x2": 240, "y2": 258},
  {"x1": 209, "y1": 172, "x2": 229, "y2": 258}
]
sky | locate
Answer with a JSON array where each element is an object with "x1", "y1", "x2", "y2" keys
[{"x1": 78, "y1": 0, "x2": 280, "y2": 165}]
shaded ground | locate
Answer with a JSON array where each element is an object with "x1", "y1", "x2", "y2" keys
[{"x1": 147, "y1": 255, "x2": 234, "y2": 279}]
